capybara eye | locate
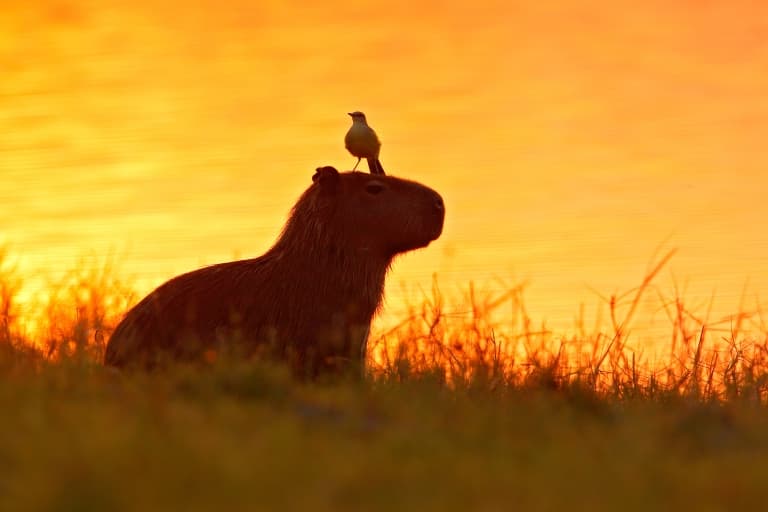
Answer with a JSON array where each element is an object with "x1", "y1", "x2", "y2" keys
[{"x1": 365, "y1": 182, "x2": 385, "y2": 195}]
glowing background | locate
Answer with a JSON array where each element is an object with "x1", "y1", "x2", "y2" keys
[{"x1": 2, "y1": 1, "x2": 767, "y2": 334}]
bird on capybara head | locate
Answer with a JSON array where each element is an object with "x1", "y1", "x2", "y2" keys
[{"x1": 104, "y1": 166, "x2": 445, "y2": 378}]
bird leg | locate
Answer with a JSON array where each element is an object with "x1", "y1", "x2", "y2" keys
[
  {"x1": 367, "y1": 158, "x2": 386, "y2": 175},
  {"x1": 352, "y1": 158, "x2": 361, "y2": 171}
]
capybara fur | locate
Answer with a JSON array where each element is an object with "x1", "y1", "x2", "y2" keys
[{"x1": 104, "y1": 166, "x2": 445, "y2": 377}]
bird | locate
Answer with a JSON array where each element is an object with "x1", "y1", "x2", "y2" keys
[{"x1": 344, "y1": 111, "x2": 385, "y2": 175}]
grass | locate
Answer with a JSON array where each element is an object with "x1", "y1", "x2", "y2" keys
[{"x1": 2, "y1": 247, "x2": 768, "y2": 510}]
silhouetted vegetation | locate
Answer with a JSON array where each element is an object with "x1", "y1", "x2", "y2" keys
[
  {"x1": 2, "y1": 247, "x2": 768, "y2": 509},
  {"x1": 3, "y1": 247, "x2": 768, "y2": 398}
]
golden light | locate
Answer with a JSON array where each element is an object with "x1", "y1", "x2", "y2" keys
[{"x1": 2, "y1": 0, "x2": 767, "y2": 353}]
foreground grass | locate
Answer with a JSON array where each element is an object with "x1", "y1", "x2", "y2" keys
[
  {"x1": 2, "y1": 354, "x2": 768, "y2": 511},
  {"x1": 3, "y1": 248, "x2": 768, "y2": 509}
]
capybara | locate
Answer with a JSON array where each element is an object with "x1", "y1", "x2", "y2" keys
[{"x1": 104, "y1": 166, "x2": 445, "y2": 377}]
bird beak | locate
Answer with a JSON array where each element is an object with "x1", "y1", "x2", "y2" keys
[{"x1": 347, "y1": 112, "x2": 353, "y2": 116}]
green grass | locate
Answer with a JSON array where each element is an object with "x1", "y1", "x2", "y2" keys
[
  {"x1": 2, "y1": 355, "x2": 768, "y2": 511},
  {"x1": 2, "y1": 248, "x2": 768, "y2": 510}
]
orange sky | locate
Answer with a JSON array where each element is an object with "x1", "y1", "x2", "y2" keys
[{"x1": 2, "y1": 0, "x2": 768, "y2": 337}]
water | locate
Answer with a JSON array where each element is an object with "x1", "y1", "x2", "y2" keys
[{"x1": 2, "y1": 0, "x2": 767, "y2": 339}]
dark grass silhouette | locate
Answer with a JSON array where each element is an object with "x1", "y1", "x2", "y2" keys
[
  {"x1": 3, "y1": 247, "x2": 768, "y2": 510},
  {"x1": 3, "y1": 245, "x2": 767, "y2": 400}
]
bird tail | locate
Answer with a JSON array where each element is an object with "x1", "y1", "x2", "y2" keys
[{"x1": 367, "y1": 158, "x2": 386, "y2": 175}]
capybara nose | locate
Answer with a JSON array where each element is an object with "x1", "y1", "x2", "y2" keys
[{"x1": 434, "y1": 196, "x2": 444, "y2": 213}]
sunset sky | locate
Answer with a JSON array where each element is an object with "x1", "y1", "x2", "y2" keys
[{"x1": 2, "y1": 0, "x2": 768, "y2": 337}]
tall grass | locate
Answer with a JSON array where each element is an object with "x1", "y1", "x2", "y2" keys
[
  {"x1": 369, "y1": 249, "x2": 768, "y2": 402},
  {"x1": 2, "y1": 247, "x2": 767, "y2": 402}
]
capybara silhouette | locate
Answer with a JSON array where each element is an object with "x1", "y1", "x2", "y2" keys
[{"x1": 104, "y1": 166, "x2": 445, "y2": 376}]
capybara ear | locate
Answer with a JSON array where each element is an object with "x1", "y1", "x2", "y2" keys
[{"x1": 313, "y1": 166, "x2": 340, "y2": 188}]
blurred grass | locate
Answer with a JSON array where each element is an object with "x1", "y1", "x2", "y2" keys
[
  {"x1": 3, "y1": 357, "x2": 768, "y2": 510},
  {"x1": 2, "y1": 246, "x2": 768, "y2": 510}
]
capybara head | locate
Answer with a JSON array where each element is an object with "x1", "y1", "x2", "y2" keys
[{"x1": 276, "y1": 167, "x2": 445, "y2": 259}]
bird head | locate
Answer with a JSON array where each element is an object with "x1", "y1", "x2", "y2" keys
[{"x1": 347, "y1": 111, "x2": 367, "y2": 123}]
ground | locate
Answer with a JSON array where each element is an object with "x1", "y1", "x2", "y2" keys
[{"x1": 2, "y1": 357, "x2": 768, "y2": 512}]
